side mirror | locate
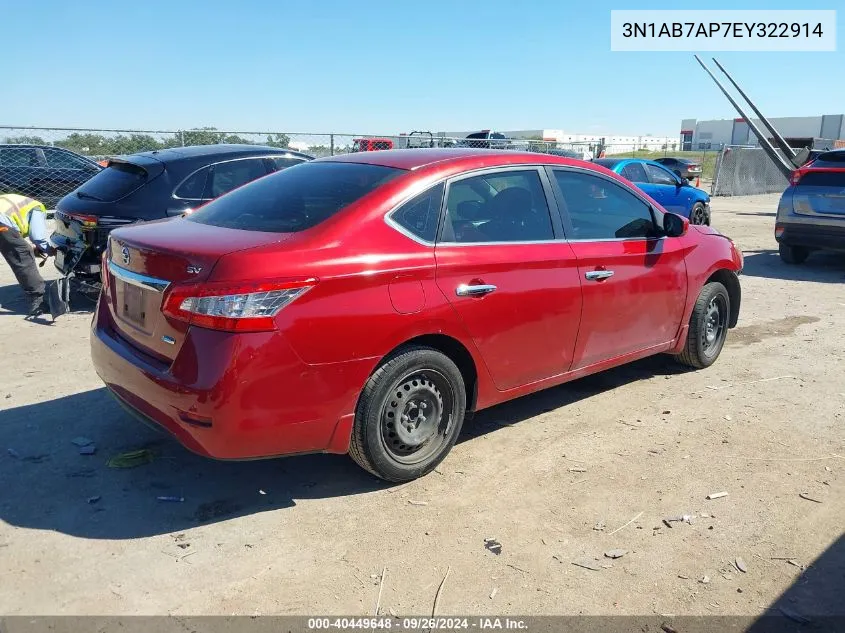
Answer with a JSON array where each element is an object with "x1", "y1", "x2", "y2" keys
[
  {"x1": 663, "y1": 212, "x2": 687, "y2": 238},
  {"x1": 679, "y1": 177, "x2": 690, "y2": 187}
]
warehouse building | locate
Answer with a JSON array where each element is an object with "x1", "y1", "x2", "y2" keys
[{"x1": 680, "y1": 115, "x2": 845, "y2": 151}]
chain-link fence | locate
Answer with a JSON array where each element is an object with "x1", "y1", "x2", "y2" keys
[
  {"x1": 1, "y1": 126, "x2": 720, "y2": 206},
  {"x1": 711, "y1": 145, "x2": 790, "y2": 196}
]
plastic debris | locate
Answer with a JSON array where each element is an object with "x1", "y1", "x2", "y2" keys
[
  {"x1": 87, "y1": 496, "x2": 101, "y2": 504},
  {"x1": 71, "y1": 437, "x2": 93, "y2": 447},
  {"x1": 157, "y1": 496, "x2": 185, "y2": 503},
  {"x1": 706, "y1": 492, "x2": 729, "y2": 500},
  {"x1": 572, "y1": 558, "x2": 602, "y2": 571},
  {"x1": 593, "y1": 520, "x2": 606, "y2": 531},
  {"x1": 408, "y1": 500, "x2": 428, "y2": 506},
  {"x1": 489, "y1": 587, "x2": 498, "y2": 600},
  {"x1": 258, "y1": 490, "x2": 266, "y2": 495},
  {"x1": 735, "y1": 557, "x2": 747, "y2": 573},
  {"x1": 661, "y1": 623, "x2": 679, "y2": 633},
  {"x1": 678, "y1": 574, "x2": 690, "y2": 579},
  {"x1": 699, "y1": 575, "x2": 710, "y2": 584},
  {"x1": 484, "y1": 538, "x2": 502, "y2": 555},
  {"x1": 568, "y1": 467, "x2": 587, "y2": 473},
  {"x1": 107, "y1": 449, "x2": 154, "y2": 469},
  {"x1": 724, "y1": 415, "x2": 732, "y2": 421},
  {"x1": 663, "y1": 514, "x2": 694, "y2": 527},
  {"x1": 78, "y1": 445, "x2": 96, "y2": 455},
  {"x1": 798, "y1": 492, "x2": 822, "y2": 503},
  {"x1": 604, "y1": 549, "x2": 627, "y2": 559}
]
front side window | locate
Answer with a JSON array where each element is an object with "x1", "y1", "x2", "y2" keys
[
  {"x1": 441, "y1": 170, "x2": 554, "y2": 243},
  {"x1": 269, "y1": 156, "x2": 306, "y2": 172},
  {"x1": 188, "y1": 162, "x2": 402, "y2": 232},
  {"x1": 391, "y1": 183, "x2": 444, "y2": 243},
  {"x1": 553, "y1": 170, "x2": 657, "y2": 240},
  {"x1": 620, "y1": 162, "x2": 648, "y2": 183},
  {"x1": 44, "y1": 149, "x2": 92, "y2": 170},
  {"x1": 645, "y1": 164, "x2": 677, "y2": 186},
  {"x1": 208, "y1": 158, "x2": 268, "y2": 199}
]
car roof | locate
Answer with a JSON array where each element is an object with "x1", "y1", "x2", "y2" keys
[
  {"x1": 318, "y1": 148, "x2": 584, "y2": 171},
  {"x1": 126, "y1": 144, "x2": 312, "y2": 163}
]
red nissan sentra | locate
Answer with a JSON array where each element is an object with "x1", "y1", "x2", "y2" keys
[{"x1": 91, "y1": 149, "x2": 742, "y2": 482}]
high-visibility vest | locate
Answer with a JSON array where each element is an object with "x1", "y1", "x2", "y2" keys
[{"x1": 0, "y1": 194, "x2": 46, "y2": 238}]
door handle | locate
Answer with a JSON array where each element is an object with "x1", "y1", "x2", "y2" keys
[
  {"x1": 585, "y1": 270, "x2": 614, "y2": 281},
  {"x1": 456, "y1": 284, "x2": 497, "y2": 297}
]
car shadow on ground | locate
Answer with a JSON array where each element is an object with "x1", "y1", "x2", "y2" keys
[
  {"x1": 740, "y1": 249, "x2": 845, "y2": 283},
  {"x1": 0, "y1": 355, "x2": 687, "y2": 540},
  {"x1": 0, "y1": 282, "x2": 97, "y2": 317},
  {"x1": 745, "y1": 533, "x2": 845, "y2": 632}
]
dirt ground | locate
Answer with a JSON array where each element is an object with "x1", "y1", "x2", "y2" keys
[{"x1": 0, "y1": 193, "x2": 842, "y2": 618}]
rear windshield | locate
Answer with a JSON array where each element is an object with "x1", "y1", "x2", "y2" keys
[
  {"x1": 187, "y1": 162, "x2": 403, "y2": 232},
  {"x1": 77, "y1": 162, "x2": 147, "y2": 202},
  {"x1": 798, "y1": 171, "x2": 845, "y2": 187}
]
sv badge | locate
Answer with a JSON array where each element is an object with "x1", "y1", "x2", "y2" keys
[{"x1": 186, "y1": 265, "x2": 203, "y2": 274}]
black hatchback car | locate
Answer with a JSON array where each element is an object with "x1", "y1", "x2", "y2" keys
[
  {"x1": 52, "y1": 144, "x2": 312, "y2": 283},
  {"x1": 0, "y1": 144, "x2": 102, "y2": 209}
]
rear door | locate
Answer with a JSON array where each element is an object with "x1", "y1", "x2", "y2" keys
[
  {"x1": 434, "y1": 167, "x2": 582, "y2": 391},
  {"x1": 549, "y1": 167, "x2": 687, "y2": 369}
]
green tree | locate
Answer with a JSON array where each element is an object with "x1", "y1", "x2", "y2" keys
[
  {"x1": 265, "y1": 133, "x2": 291, "y2": 148},
  {"x1": 3, "y1": 135, "x2": 48, "y2": 145},
  {"x1": 180, "y1": 127, "x2": 226, "y2": 146}
]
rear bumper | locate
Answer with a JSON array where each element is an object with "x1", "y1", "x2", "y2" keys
[
  {"x1": 776, "y1": 221, "x2": 845, "y2": 252},
  {"x1": 90, "y1": 299, "x2": 376, "y2": 459}
]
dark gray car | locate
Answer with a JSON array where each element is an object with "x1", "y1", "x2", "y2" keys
[
  {"x1": 775, "y1": 149, "x2": 845, "y2": 264},
  {"x1": 0, "y1": 144, "x2": 102, "y2": 208}
]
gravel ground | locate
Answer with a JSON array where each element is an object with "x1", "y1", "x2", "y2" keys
[{"x1": 0, "y1": 193, "x2": 842, "y2": 618}]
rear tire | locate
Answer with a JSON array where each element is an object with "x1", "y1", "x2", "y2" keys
[
  {"x1": 349, "y1": 346, "x2": 466, "y2": 482},
  {"x1": 779, "y1": 243, "x2": 809, "y2": 265},
  {"x1": 675, "y1": 282, "x2": 730, "y2": 369}
]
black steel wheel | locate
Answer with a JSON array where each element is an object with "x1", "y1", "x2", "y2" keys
[
  {"x1": 349, "y1": 346, "x2": 466, "y2": 482},
  {"x1": 675, "y1": 281, "x2": 730, "y2": 369}
]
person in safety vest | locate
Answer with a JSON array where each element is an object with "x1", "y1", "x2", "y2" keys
[{"x1": 0, "y1": 194, "x2": 55, "y2": 316}]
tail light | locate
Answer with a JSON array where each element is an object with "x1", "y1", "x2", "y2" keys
[
  {"x1": 161, "y1": 278, "x2": 317, "y2": 333},
  {"x1": 775, "y1": 224, "x2": 785, "y2": 239},
  {"x1": 789, "y1": 170, "x2": 803, "y2": 186},
  {"x1": 66, "y1": 212, "x2": 99, "y2": 228}
]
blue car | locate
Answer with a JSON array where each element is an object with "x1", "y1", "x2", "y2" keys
[{"x1": 593, "y1": 158, "x2": 711, "y2": 225}]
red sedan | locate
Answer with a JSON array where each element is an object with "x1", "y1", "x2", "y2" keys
[{"x1": 91, "y1": 149, "x2": 742, "y2": 482}]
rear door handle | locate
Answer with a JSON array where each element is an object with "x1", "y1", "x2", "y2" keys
[
  {"x1": 456, "y1": 284, "x2": 497, "y2": 297},
  {"x1": 585, "y1": 270, "x2": 614, "y2": 281}
]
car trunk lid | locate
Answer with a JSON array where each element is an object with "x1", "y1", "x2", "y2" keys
[
  {"x1": 104, "y1": 218, "x2": 288, "y2": 363},
  {"x1": 792, "y1": 169, "x2": 845, "y2": 217}
]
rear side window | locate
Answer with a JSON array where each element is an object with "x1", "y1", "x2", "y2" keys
[
  {"x1": 798, "y1": 171, "x2": 845, "y2": 187},
  {"x1": 187, "y1": 162, "x2": 402, "y2": 232},
  {"x1": 0, "y1": 148, "x2": 39, "y2": 167},
  {"x1": 441, "y1": 170, "x2": 554, "y2": 243},
  {"x1": 77, "y1": 162, "x2": 147, "y2": 202},
  {"x1": 208, "y1": 158, "x2": 268, "y2": 198},
  {"x1": 620, "y1": 162, "x2": 648, "y2": 183},
  {"x1": 391, "y1": 183, "x2": 444, "y2": 243},
  {"x1": 554, "y1": 170, "x2": 657, "y2": 240}
]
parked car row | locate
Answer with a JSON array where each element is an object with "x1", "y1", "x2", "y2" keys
[{"x1": 90, "y1": 148, "x2": 742, "y2": 481}]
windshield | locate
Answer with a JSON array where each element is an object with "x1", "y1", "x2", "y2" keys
[{"x1": 187, "y1": 162, "x2": 403, "y2": 232}]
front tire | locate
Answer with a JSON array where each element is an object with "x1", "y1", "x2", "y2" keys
[
  {"x1": 675, "y1": 282, "x2": 730, "y2": 369},
  {"x1": 779, "y1": 243, "x2": 809, "y2": 265},
  {"x1": 349, "y1": 346, "x2": 466, "y2": 482},
  {"x1": 689, "y1": 202, "x2": 708, "y2": 225}
]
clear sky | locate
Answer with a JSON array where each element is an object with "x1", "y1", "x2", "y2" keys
[{"x1": 5, "y1": 0, "x2": 842, "y2": 136}]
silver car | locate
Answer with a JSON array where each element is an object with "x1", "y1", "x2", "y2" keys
[{"x1": 775, "y1": 149, "x2": 845, "y2": 264}]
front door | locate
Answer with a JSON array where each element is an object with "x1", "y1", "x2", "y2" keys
[
  {"x1": 550, "y1": 167, "x2": 688, "y2": 369},
  {"x1": 434, "y1": 167, "x2": 582, "y2": 391}
]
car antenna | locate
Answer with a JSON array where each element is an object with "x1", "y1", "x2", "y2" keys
[{"x1": 693, "y1": 55, "x2": 794, "y2": 178}]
